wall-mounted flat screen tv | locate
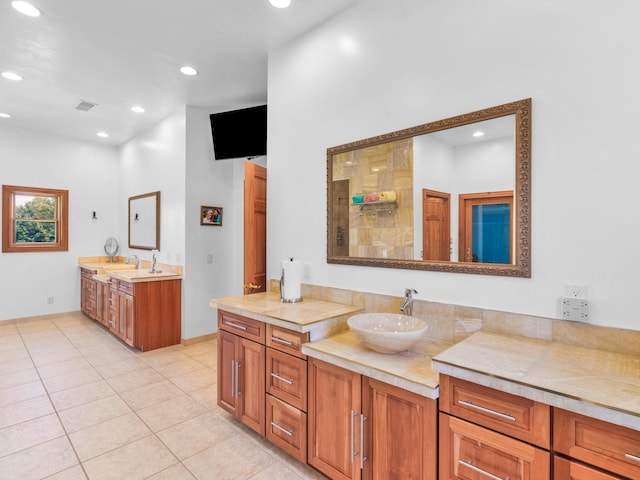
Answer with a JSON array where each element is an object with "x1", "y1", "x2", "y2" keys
[{"x1": 209, "y1": 105, "x2": 267, "y2": 160}]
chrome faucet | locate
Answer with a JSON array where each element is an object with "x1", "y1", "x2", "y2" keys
[
  {"x1": 150, "y1": 252, "x2": 158, "y2": 273},
  {"x1": 126, "y1": 254, "x2": 139, "y2": 268},
  {"x1": 400, "y1": 288, "x2": 418, "y2": 316}
]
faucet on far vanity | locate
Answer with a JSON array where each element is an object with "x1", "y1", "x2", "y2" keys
[
  {"x1": 126, "y1": 255, "x2": 139, "y2": 268},
  {"x1": 400, "y1": 288, "x2": 418, "y2": 317},
  {"x1": 150, "y1": 250, "x2": 158, "y2": 273}
]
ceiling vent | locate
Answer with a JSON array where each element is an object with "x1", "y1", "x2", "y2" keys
[{"x1": 75, "y1": 100, "x2": 98, "y2": 112}]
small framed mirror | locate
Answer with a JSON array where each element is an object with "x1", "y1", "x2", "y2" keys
[
  {"x1": 128, "y1": 191, "x2": 160, "y2": 250},
  {"x1": 327, "y1": 99, "x2": 531, "y2": 277}
]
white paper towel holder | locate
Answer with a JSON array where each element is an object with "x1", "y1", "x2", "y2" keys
[{"x1": 280, "y1": 257, "x2": 303, "y2": 303}]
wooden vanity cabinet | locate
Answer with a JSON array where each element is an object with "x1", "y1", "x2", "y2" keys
[
  {"x1": 308, "y1": 358, "x2": 437, "y2": 480},
  {"x1": 80, "y1": 268, "x2": 97, "y2": 319},
  {"x1": 554, "y1": 408, "x2": 640, "y2": 479},
  {"x1": 438, "y1": 374, "x2": 551, "y2": 479},
  {"x1": 265, "y1": 324, "x2": 310, "y2": 462},
  {"x1": 217, "y1": 311, "x2": 266, "y2": 436},
  {"x1": 217, "y1": 310, "x2": 313, "y2": 459},
  {"x1": 106, "y1": 277, "x2": 181, "y2": 351}
]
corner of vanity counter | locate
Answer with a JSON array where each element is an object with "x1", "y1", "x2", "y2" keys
[
  {"x1": 210, "y1": 292, "x2": 363, "y2": 340},
  {"x1": 431, "y1": 331, "x2": 640, "y2": 432}
]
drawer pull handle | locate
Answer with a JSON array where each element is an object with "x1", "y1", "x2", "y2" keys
[
  {"x1": 271, "y1": 336, "x2": 294, "y2": 347},
  {"x1": 271, "y1": 372, "x2": 294, "y2": 385},
  {"x1": 459, "y1": 459, "x2": 509, "y2": 480},
  {"x1": 626, "y1": 453, "x2": 640, "y2": 463},
  {"x1": 270, "y1": 421, "x2": 293, "y2": 436},
  {"x1": 225, "y1": 321, "x2": 247, "y2": 331},
  {"x1": 458, "y1": 400, "x2": 516, "y2": 421}
]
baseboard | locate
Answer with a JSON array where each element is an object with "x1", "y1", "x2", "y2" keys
[{"x1": 181, "y1": 332, "x2": 217, "y2": 346}]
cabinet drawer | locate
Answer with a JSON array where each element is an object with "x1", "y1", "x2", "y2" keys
[
  {"x1": 439, "y1": 413, "x2": 550, "y2": 479},
  {"x1": 266, "y1": 394, "x2": 307, "y2": 463},
  {"x1": 439, "y1": 374, "x2": 550, "y2": 448},
  {"x1": 117, "y1": 280, "x2": 135, "y2": 296},
  {"x1": 266, "y1": 348, "x2": 307, "y2": 411},
  {"x1": 266, "y1": 324, "x2": 309, "y2": 359},
  {"x1": 554, "y1": 456, "x2": 623, "y2": 480},
  {"x1": 218, "y1": 310, "x2": 266, "y2": 343},
  {"x1": 554, "y1": 408, "x2": 640, "y2": 479}
]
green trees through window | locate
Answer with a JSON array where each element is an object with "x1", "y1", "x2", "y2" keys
[
  {"x1": 2, "y1": 185, "x2": 68, "y2": 252},
  {"x1": 15, "y1": 194, "x2": 57, "y2": 243}
]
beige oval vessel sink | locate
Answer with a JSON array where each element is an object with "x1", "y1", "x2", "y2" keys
[{"x1": 347, "y1": 313, "x2": 428, "y2": 354}]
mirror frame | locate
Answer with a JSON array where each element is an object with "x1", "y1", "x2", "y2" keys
[
  {"x1": 128, "y1": 191, "x2": 161, "y2": 251},
  {"x1": 326, "y1": 98, "x2": 531, "y2": 277}
]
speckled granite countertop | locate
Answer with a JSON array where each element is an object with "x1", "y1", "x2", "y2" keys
[{"x1": 432, "y1": 331, "x2": 640, "y2": 431}]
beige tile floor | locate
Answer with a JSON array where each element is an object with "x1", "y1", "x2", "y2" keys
[{"x1": 0, "y1": 312, "x2": 328, "y2": 480}]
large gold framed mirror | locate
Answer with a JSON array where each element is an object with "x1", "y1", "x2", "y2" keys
[
  {"x1": 128, "y1": 191, "x2": 160, "y2": 251},
  {"x1": 327, "y1": 98, "x2": 531, "y2": 277}
]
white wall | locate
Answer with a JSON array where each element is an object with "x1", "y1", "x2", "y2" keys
[
  {"x1": 267, "y1": 0, "x2": 640, "y2": 330},
  {"x1": 0, "y1": 123, "x2": 119, "y2": 321},
  {"x1": 185, "y1": 106, "x2": 246, "y2": 339},
  {"x1": 118, "y1": 108, "x2": 188, "y2": 333}
]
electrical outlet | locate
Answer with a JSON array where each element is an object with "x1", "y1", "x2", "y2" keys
[
  {"x1": 564, "y1": 284, "x2": 589, "y2": 298},
  {"x1": 47, "y1": 296, "x2": 54, "y2": 305},
  {"x1": 561, "y1": 297, "x2": 590, "y2": 322}
]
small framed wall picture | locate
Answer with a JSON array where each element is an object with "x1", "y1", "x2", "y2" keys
[{"x1": 201, "y1": 206, "x2": 223, "y2": 226}]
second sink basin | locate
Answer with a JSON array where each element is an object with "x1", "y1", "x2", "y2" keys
[{"x1": 348, "y1": 313, "x2": 428, "y2": 354}]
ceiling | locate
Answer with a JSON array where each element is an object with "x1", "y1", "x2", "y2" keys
[{"x1": 0, "y1": 0, "x2": 356, "y2": 146}]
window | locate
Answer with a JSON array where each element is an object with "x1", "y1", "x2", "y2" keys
[{"x1": 2, "y1": 185, "x2": 69, "y2": 252}]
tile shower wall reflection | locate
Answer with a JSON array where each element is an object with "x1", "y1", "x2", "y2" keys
[{"x1": 332, "y1": 138, "x2": 414, "y2": 259}]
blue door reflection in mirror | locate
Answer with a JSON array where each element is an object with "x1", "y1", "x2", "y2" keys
[
  {"x1": 459, "y1": 191, "x2": 513, "y2": 264},
  {"x1": 472, "y1": 203, "x2": 511, "y2": 263}
]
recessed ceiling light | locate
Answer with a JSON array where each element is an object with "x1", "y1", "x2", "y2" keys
[
  {"x1": 12, "y1": 1, "x2": 41, "y2": 17},
  {"x1": 2, "y1": 71, "x2": 23, "y2": 81},
  {"x1": 473, "y1": 131, "x2": 484, "y2": 137},
  {"x1": 269, "y1": 0, "x2": 291, "y2": 8},
  {"x1": 97, "y1": 132, "x2": 109, "y2": 138},
  {"x1": 0, "y1": 113, "x2": 11, "y2": 118},
  {"x1": 180, "y1": 66, "x2": 198, "y2": 76},
  {"x1": 131, "y1": 105, "x2": 145, "y2": 113}
]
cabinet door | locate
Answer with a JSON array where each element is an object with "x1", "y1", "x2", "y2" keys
[
  {"x1": 308, "y1": 358, "x2": 362, "y2": 480},
  {"x1": 362, "y1": 377, "x2": 437, "y2": 480},
  {"x1": 238, "y1": 337, "x2": 265, "y2": 436},
  {"x1": 554, "y1": 456, "x2": 623, "y2": 480},
  {"x1": 218, "y1": 330, "x2": 239, "y2": 415},
  {"x1": 216, "y1": 331, "x2": 265, "y2": 436},
  {"x1": 440, "y1": 413, "x2": 550, "y2": 479}
]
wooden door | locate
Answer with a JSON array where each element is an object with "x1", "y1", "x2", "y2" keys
[
  {"x1": 459, "y1": 191, "x2": 513, "y2": 264},
  {"x1": 244, "y1": 162, "x2": 267, "y2": 295},
  {"x1": 362, "y1": 378, "x2": 437, "y2": 480},
  {"x1": 422, "y1": 189, "x2": 450, "y2": 261},
  {"x1": 308, "y1": 358, "x2": 362, "y2": 480},
  {"x1": 238, "y1": 337, "x2": 266, "y2": 436}
]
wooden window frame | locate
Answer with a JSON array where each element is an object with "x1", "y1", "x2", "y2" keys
[{"x1": 2, "y1": 185, "x2": 69, "y2": 253}]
